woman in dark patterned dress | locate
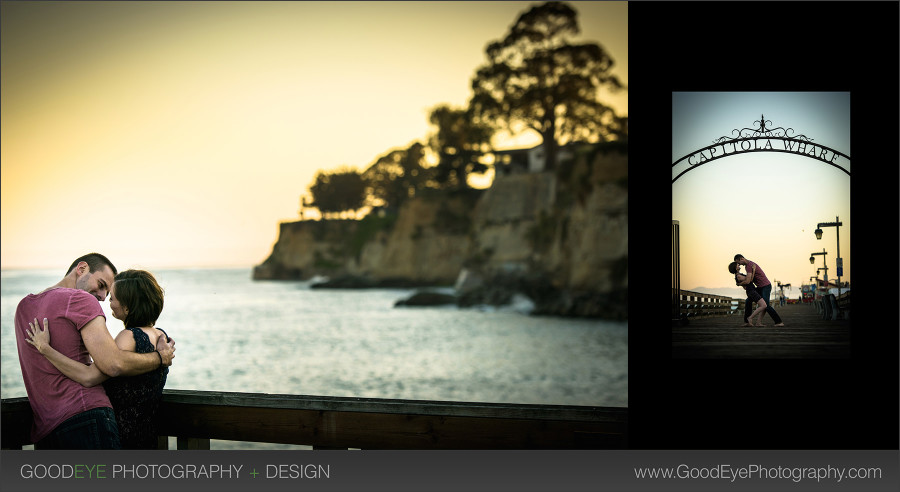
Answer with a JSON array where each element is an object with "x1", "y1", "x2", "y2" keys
[{"x1": 26, "y1": 269, "x2": 170, "y2": 449}]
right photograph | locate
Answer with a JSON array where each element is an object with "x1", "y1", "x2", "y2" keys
[{"x1": 670, "y1": 91, "x2": 850, "y2": 359}]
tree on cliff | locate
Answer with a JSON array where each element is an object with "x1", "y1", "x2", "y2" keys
[
  {"x1": 469, "y1": 1, "x2": 625, "y2": 170},
  {"x1": 428, "y1": 104, "x2": 494, "y2": 190},
  {"x1": 362, "y1": 142, "x2": 433, "y2": 209},
  {"x1": 308, "y1": 168, "x2": 367, "y2": 219}
]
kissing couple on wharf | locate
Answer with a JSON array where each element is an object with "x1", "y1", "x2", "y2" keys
[
  {"x1": 728, "y1": 254, "x2": 785, "y2": 327},
  {"x1": 15, "y1": 252, "x2": 175, "y2": 449}
]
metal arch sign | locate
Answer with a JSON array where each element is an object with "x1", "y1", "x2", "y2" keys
[{"x1": 672, "y1": 114, "x2": 851, "y2": 183}]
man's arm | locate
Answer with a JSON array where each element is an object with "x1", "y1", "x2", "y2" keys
[
  {"x1": 80, "y1": 317, "x2": 174, "y2": 377},
  {"x1": 738, "y1": 264, "x2": 756, "y2": 286}
]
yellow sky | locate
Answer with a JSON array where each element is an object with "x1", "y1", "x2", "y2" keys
[{"x1": 1, "y1": 1, "x2": 628, "y2": 270}]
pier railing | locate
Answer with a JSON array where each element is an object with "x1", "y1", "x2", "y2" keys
[
  {"x1": 814, "y1": 291, "x2": 851, "y2": 320},
  {"x1": 674, "y1": 289, "x2": 742, "y2": 319},
  {"x1": 1, "y1": 389, "x2": 627, "y2": 450}
]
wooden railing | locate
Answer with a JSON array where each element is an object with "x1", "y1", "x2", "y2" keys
[
  {"x1": 1, "y1": 389, "x2": 627, "y2": 450},
  {"x1": 674, "y1": 289, "x2": 742, "y2": 319}
]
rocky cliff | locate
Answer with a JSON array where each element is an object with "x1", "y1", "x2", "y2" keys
[
  {"x1": 459, "y1": 142, "x2": 627, "y2": 318},
  {"x1": 252, "y1": 191, "x2": 475, "y2": 286},
  {"x1": 253, "y1": 142, "x2": 627, "y2": 319}
]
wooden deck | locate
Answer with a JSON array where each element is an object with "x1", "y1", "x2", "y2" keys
[{"x1": 672, "y1": 303, "x2": 850, "y2": 359}]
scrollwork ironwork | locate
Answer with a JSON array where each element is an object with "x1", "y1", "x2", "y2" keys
[{"x1": 712, "y1": 114, "x2": 813, "y2": 144}]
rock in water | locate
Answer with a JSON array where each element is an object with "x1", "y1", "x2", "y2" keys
[{"x1": 395, "y1": 291, "x2": 458, "y2": 307}]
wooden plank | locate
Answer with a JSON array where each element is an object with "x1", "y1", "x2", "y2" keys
[
  {"x1": 157, "y1": 402, "x2": 625, "y2": 449},
  {"x1": 158, "y1": 390, "x2": 623, "y2": 423}
]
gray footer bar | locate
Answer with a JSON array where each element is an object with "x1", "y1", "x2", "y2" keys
[{"x1": 2, "y1": 450, "x2": 898, "y2": 492}]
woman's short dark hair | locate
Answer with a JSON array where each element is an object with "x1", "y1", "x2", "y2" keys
[
  {"x1": 66, "y1": 253, "x2": 117, "y2": 277},
  {"x1": 728, "y1": 261, "x2": 738, "y2": 274},
  {"x1": 114, "y1": 270, "x2": 164, "y2": 329}
]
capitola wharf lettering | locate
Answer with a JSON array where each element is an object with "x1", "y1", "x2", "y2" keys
[
  {"x1": 672, "y1": 115, "x2": 850, "y2": 183},
  {"x1": 686, "y1": 138, "x2": 845, "y2": 167}
]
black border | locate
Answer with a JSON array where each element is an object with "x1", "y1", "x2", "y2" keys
[{"x1": 628, "y1": 1, "x2": 899, "y2": 449}]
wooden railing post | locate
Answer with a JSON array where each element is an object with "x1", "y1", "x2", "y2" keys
[
  {"x1": 177, "y1": 437, "x2": 211, "y2": 450},
  {"x1": 0, "y1": 397, "x2": 31, "y2": 449}
]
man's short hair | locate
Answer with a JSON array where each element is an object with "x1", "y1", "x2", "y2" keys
[
  {"x1": 66, "y1": 253, "x2": 117, "y2": 277},
  {"x1": 733, "y1": 254, "x2": 745, "y2": 262},
  {"x1": 728, "y1": 261, "x2": 739, "y2": 274}
]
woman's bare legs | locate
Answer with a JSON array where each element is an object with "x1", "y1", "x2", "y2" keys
[{"x1": 750, "y1": 300, "x2": 767, "y2": 326}]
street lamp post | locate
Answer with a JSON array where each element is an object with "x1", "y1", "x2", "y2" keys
[
  {"x1": 815, "y1": 216, "x2": 843, "y2": 299},
  {"x1": 810, "y1": 249, "x2": 828, "y2": 298}
]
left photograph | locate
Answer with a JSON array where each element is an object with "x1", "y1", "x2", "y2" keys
[{"x1": 2, "y1": 1, "x2": 628, "y2": 450}]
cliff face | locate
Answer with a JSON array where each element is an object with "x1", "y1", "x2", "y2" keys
[
  {"x1": 253, "y1": 143, "x2": 627, "y2": 318},
  {"x1": 355, "y1": 195, "x2": 473, "y2": 284},
  {"x1": 461, "y1": 144, "x2": 627, "y2": 317},
  {"x1": 252, "y1": 219, "x2": 361, "y2": 280},
  {"x1": 253, "y1": 194, "x2": 474, "y2": 285}
]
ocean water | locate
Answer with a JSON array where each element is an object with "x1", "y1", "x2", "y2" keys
[{"x1": 1, "y1": 268, "x2": 627, "y2": 448}]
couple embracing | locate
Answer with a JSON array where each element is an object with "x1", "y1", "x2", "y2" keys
[
  {"x1": 14, "y1": 253, "x2": 175, "y2": 449},
  {"x1": 728, "y1": 254, "x2": 785, "y2": 327}
]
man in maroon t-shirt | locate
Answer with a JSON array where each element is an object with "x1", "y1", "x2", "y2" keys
[
  {"x1": 14, "y1": 253, "x2": 175, "y2": 449},
  {"x1": 734, "y1": 254, "x2": 784, "y2": 327}
]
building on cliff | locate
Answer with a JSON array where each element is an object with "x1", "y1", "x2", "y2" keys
[{"x1": 493, "y1": 142, "x2": 587, "y2": 176}]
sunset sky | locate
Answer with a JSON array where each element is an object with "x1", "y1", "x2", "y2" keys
[
  {"x1": 672, "y1": 92, "x2": 851, "y2": 295},
  {"x1": 1, "y1": 1, "x2": 628, "y2": 270}
]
